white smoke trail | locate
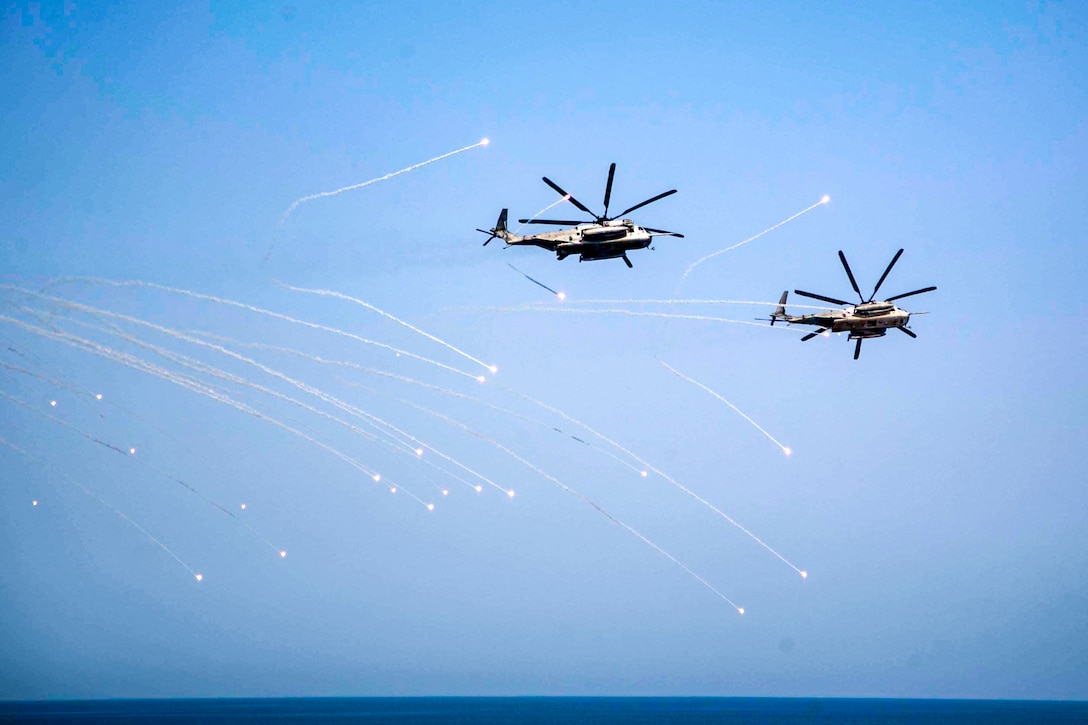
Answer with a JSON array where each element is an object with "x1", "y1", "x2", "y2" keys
[
  {"x1": 677, "y1": 196, "x2": 830, "y2": 292},
  {"x1": 483, "y1": 306, "x2": 791, "y2": 330},
  {"x1": 0, "y1": 313, "x2": 430, "y2": 508},
  {"x1": 42, "y1": 279, "x2": 483, "y2": 383},
  {"x1": 275, "y1": 281, "x2": 496, "y2": 374},
  {"x1": 56, "y1": 311, "x2": 426, "y2": 465},
  {"x1": 197, "y1": 332, "x2": 646, "y2": 478},
  {"x1": 498, "y1": 383, "x2": 807, "y2": 578},
  {"x1": 11, "y1": 293, "x2": 416, "y2": 451},
  {"x1": 512, "y1": 195, "x2": 571, "y2": 235},
  {"x1": 371, "y1": 387, "x2": 741, "y2": 610},
  {"x1": 0, "y1": 435, "x2": 204, "y2": 581},
  {"x1": 514, "y1": 298, "x2": 835, "y2": 312},
  {"x1": 24, "y1": 301, "x2": 459, "y2": 507},
  {"x1": 334, "y1": 370, "x2": 644, "y2": 477},
  {"x1": 1, "y1": 339, "x2": 198, "y2": 450},
  {"x1": 660, "y1": 360, "x2": 791, "y2": 456},
  {"x1": 1, "y1": 383, "x2": 285, "y2": 563},
  {"x1": 279, "y1": 139, "x2": 489, "y2": 225}
]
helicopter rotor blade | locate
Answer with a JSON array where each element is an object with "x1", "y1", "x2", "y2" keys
[
  {"x1": 615, "y1": 189, "x2": 677, "y2": 218},
  {"x1": 869, "y1": 248, "x2": 904, "y2": 301},
  {"x1": 643, "y1": 227, "x2": 685, "y2": 238},
  {"x1": 854, "y1": 338, "x2": 863, "y2": 360},
  {"x1": 542, "y1": 177, "x2": 596, "y2": 218},
  {"x1": 801, "y1": 328, "x2": 827, "y2": 342},
  {"x1": 602, "y1": 163, "x2": 616, "y2": 219},
  {"x1": 838, "y1": 250, "x2": 863, "y2": 302},
  {"x1": 885, "y1": 286, "x2": 937, "y2": 302},
  {"x1": 897, "y1": 326, "x2": 918, "y2": 338},
  {"x1": 794, "y1": 289, "x2": 853, "y2": 306},
  {"x1": 517, "y1": 219, "x2": 587, "y2": 226}
]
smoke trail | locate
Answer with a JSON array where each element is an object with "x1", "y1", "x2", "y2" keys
[
  {"x1": 38, "y1": 297, "x2": 484, "y2": 492},
  {"x1": 660, "y1": 361, "x2": 791, "y2": 457},
  {"x1": 279, "y1": 138, "x2": 489, "y2": 225},
  {"x1": 0, "y1": 358, "x2": 94, "y2": 399},
  {"x1": 497, "y1": 383, "x2": 807, "y2": 578},
  {"x1": 506, "y1": 264, "x2": 563, "y2": 299},
  {"x1": 677, "y1": 196, "x2": 830, "y2": 292},
  {"x1": 54, "y1": 310, "x2": 417, "y2": 458},
  {"x1": 0, "y1": 435, "x2": 203, "y2": 581},
  {"x1": 513, "y1": 298, "x2": 834, "y2": 312},
  {"x1": 274, "y1": 281, "x2": 496, "y2": 374},
  {"x1": 0, "y1": 383, "x2": 285, "y2": 557},
  {"x1": 512, "y1": 195, "x2": 571, "y2": 235},
  {"x1": 182, "y1": 331, "x2": 644, "y2": 479},
  {"x1": 483, "y1": 306, "x2": 791, "y2": 330},
  {"x1": 369, "y1": 387, "x2": 742, "y2": 610},
  {"x1": 1, "y1": 338, "x2": 200, "y2": 450},
  {"x1": 29, "y1": 304, "x2": 455, "y2": 508},
  {"x1": 40, "y1": 280, "x2": 483, "y2": 383},
  {"x1": 0, "y1": 313, "x2": 430, "y2": 508}
]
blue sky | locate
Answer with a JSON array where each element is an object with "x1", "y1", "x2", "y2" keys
[{"x1": 1, "y1": 1, "x2": 1086, "y2": 699}]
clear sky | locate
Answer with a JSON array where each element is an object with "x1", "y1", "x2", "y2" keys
[{"x1": 1, "y1": 0, "x2": 1086, "y2": 700}]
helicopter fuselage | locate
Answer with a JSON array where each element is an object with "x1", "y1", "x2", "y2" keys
[
  {"x1": 509, "y1": 219, "x2": 652, "y2": 263},
  {"x1": 778, "y1": 302, "x2": 912, "y2": 339}
]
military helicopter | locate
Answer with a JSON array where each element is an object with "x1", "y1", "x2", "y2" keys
[
  {"x1": 477, "y1": 163, "x2": 683, "y2": 268},
  {"x1": 770, "y1": 249, "x2": 936, "y2": 359}
]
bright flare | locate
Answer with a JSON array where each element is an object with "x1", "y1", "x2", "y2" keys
[
  {"x1": 427, "y1": 503, "x2": 435, "y2": 510},
  {"x1": 507, "y1": 490, "x2": 515, "y2": 498},
  {"x1": 372, "y1": 474, "x2": 381, "y2": 482},
  {"x1": 442, "y1": 489, "x2": 449, "y2": 496},
  {"x1": 477, "y1": 375, "x2": 486, "y2": 383},
  {"x1": 557, "y1": 292, "x2": 566, "y2": 301},
  {"x1": 481, "y1": 138, "x2": 490, "y2": 146},
  {"x1": 390, "y1": 487, "x2": 397, "y2": 494},
  {"x1": 32, "y1": 500, "x2": 38, "y2": 506},
  {"x1": 474, "y1": 485, "x2": 483, "y2": 493},
  {"x1": 95, "y1": 393, "x2": 103, "y2": 400},
  {"x1": 280, "y1": 550, "x2": 287, "y2": 558},
  {"x1": 129, "y1": 447, "x2": 136, "y2": 455},
  {"x1": 821, "y1": 195, "x2": 830, "y2": 204},
  {"x1": 783, "y1": 447, "x2": 792, "y2": 457},
  {"x1": 737, "y1": 607, "x2": 745, "y2": 615},
  {"x1": 488, "y1": 365, "x2": 498, "y2": 374},
  {"x1": 49, "y1": 400, "x2": 56, "y2": 407},
  {"x1": 195, "y1": 573, "x2": 203, "y2": 582},
  {"x1": 415, "y1": 448, "x2": 424, "y2": 456},
  {"x1": 240, "y1": 503, "x2": 247, "y2": 510},
  {"x1": 801, "y1": 571, "x2": 808, "y2": 579},
  {"x1": 640, "y1": 470, "x2": 649, "y2": 478}
]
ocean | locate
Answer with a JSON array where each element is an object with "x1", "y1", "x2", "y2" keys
[{"x1": 1, "y1": 697, "x2": 1086, "y2": 723}]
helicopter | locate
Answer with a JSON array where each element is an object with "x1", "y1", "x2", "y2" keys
[
  {"x1": 477, "y1": 163, "x2": 683, "y2": 268},
  {"x1": 769, "y1": 248, "x2": 936, "y2": 359}
]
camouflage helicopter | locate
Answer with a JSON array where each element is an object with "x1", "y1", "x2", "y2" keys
[
  {"x1": 770, "y1": 249, "x2": 936, "y2": 359},
  {"x1": 477, "y1": 163, "x2": 683, "y2": 268}
]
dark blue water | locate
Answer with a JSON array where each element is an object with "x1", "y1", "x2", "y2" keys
[{"x1": 1, "y1": 697, "x2": 1086, "y2": 723}]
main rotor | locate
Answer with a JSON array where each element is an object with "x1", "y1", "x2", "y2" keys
[
  {"x1": 794, "y1": 249, "x2": 937, "y2": 308},
  {"x1": 518, "y1": 163, "x2": 683, "y2": 237}
]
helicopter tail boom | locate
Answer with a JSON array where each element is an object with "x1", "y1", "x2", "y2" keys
[
  {"x1": 770, "y1": 291, "x2": 788, "y2": 326},
  {"x1": 479, "y1": 209, "x2": 521, "y2": 246}
]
